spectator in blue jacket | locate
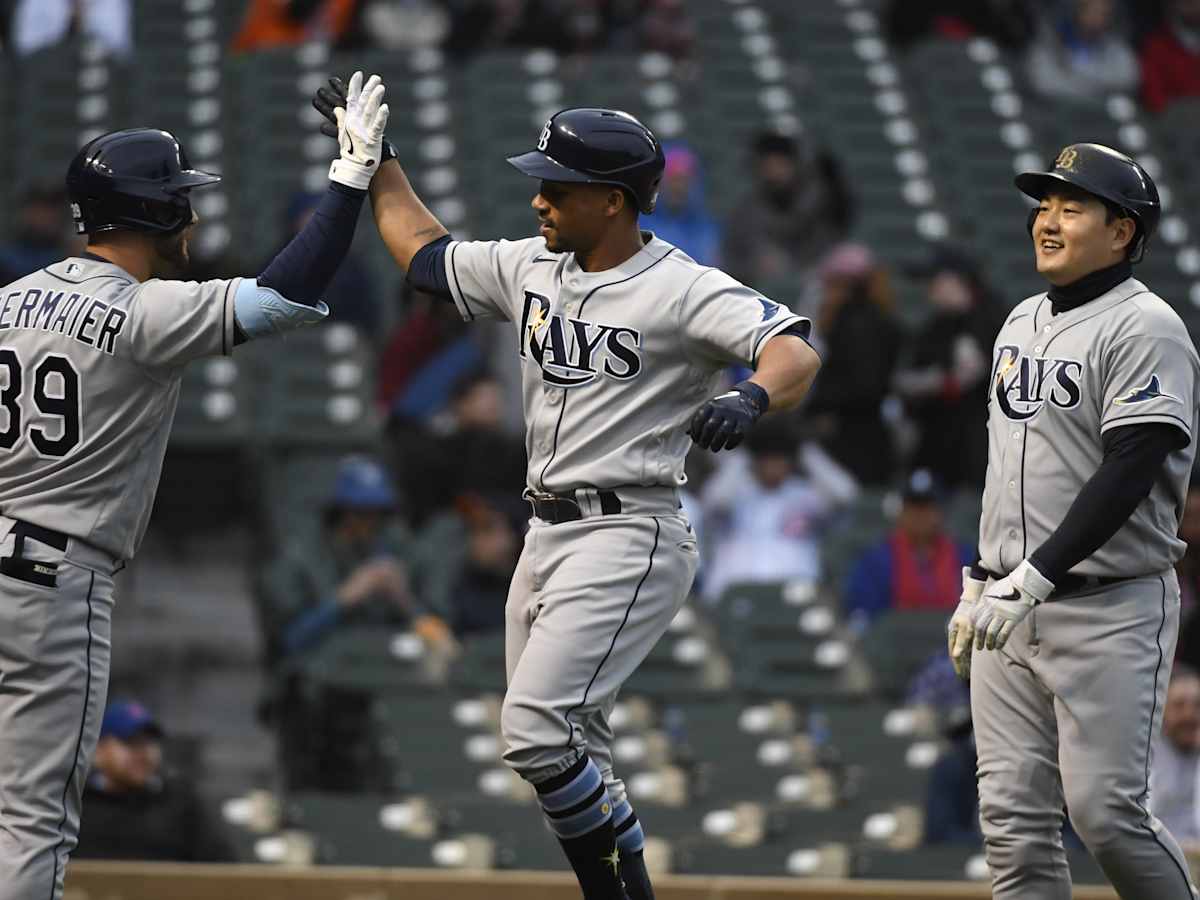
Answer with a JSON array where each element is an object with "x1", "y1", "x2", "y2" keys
[
  {"x1": 643, "y1": 142, "x2": 722, "y2": 265},
  {"x1": 258, "y1": 456, "x2": 453, "y2": 664},
  {"x1": 844, "y1": 470, "x2": 974, "y2": 627}
]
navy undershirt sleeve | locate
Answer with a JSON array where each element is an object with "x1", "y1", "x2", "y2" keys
[
  {"x1": 257, "y1": 181, "x2": 365, "y2": 306},
  {"x1": 1029, "y1": 422, "x2": 1187, "y2": 583},
  {"x1": 406, "y1": 234, "x2": 453, "y2": 299}
]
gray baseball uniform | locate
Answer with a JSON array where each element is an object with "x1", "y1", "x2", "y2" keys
[
  {"x1": 973, "y1": 276, "x2": 1200, "y2": 899},
  {"x1": 444, "y1": 232, "x2": 807, "y2": 797},
  {"x1": 0, "y1": 256, "x2": 317, "y2": 900}
]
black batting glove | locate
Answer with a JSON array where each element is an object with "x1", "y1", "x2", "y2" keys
[
  {"x1": 688, "y1": 381, "x2": 769, "y2": 452},
  {"x1": 313, "y1": 76, "x2": 398, "y2": 162}
]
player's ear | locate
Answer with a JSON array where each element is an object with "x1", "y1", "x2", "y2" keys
[
  {"x1": 605, "y1": 187, "x2": 627, "y2": 219},
  {"x1": 1111, "y1": 215, "x2": 1137, "y2": 256}
]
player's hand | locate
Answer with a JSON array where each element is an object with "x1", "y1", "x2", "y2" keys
[
  {"x1": 313, "y1": 75, "x2": 347, "y2": 140},
  {"x1": 314, "y1": 74, "x2": 398, "y2": 162},
  {"x1": 338, "y1": 557, "x2": 410, "y2": 608},
  {"x1": 971, "y1": 559, "x2": 1054, "y2": 651},
  {"x1": 947, "y1": 566, "x2": 986, "y2": 680},
  {"x1": 688, "y1": 381, "x2": 769, "y2": 452},
  {"x1": 328, "y1": 71, "x2": 390, "y2": 191}
]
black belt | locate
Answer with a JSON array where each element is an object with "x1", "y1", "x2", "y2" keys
[
  {"x1": 983, "y1": 567, "x2": 1130, "y2": 599},
  {"x1": 2, "y1": 520, "x2": 69, "y2": 588},
  {"x1": 525, "y1": 489, "x2": 622, "y2": 524}
]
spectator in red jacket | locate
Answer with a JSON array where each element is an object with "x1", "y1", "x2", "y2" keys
[{"x1": 1141, "y1": 0, "x2": 1200, "y2": 112}]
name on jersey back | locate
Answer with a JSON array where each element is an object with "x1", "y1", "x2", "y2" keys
[{"x1": 0, "y1": 286, "x2": 127, "y2": 354}]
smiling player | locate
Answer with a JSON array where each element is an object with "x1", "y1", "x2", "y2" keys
[{"x1": 948, "y1": 143, "x2": 1200, "y2": 899}]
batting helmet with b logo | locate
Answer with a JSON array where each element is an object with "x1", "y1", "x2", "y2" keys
[
  {"x1": 507, "y1": 108, "x2": 666, "y2": 214},
  {"x1": 1015, "y1": 142, "x2": 1161, "y2": 262}
]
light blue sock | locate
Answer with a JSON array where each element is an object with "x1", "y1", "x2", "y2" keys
[
  {"x1": 611, "y1": 797, "x2": 645, "y2": 855},
  {"x1": 535, "y1": 756, "x2": 613, "y2": 840}
]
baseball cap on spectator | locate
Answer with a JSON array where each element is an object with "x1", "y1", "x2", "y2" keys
[
  {"x1": 744, "y1": 415, "x2": 799, "y2": 458},
  {"x1": 100, "y1": 701, "x2": 164, "y2": 741},
  {"x1": 818, "y1": 242, "x2": 875, "y2": 281},
  {"x1": 328, "y1": 456, "x2": 398, "y2": 510},
  {"x1": 902, "y1": 468, "x2": 942, "y2": 504}
]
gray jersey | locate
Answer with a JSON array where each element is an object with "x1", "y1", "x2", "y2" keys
[
  {"x1": 978, "y1": 277, "x2": 1200, "y2": 577},
  {"x1": 0, "y1": 256, "x2": 240, "y2": 559},
  {"x1": 444, "y1": 233, "x2": 808, "y2": 492}
]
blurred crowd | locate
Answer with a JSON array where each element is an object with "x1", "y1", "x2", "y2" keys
[
  {"x1": 4, "y1": 2, "x2": 1197, "y2": 116},
  {"x1": 2, "y1": 0, "x2": 1200, "y2": 868},
  {"x1": 883, "y1": 0, "x2": 1200, "y2": 112}
]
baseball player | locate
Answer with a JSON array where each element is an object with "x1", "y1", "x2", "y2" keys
[
  {"x1": 947, "y1": 143, "x2": 1200, "y2": 899},
  {"x1": 313, "y1": 85, "x2": 819, "y2": 900},
  {"x1": 0, "y1": 72, "x2": 389, "y2": 900}
]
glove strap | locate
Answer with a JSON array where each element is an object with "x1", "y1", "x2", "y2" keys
[
  {"x1": 735, "y1": 380, "x2": 770, "y2": 416},
  {"x1": 329, "y1": 158, "x2": 375, "y2": 191},
  {"x1": 1014, "y1": 559, "x2": 1055, "y2": 605},
  {"x1": 382, "y1": 138, "x2": 398, "y2": 162}
]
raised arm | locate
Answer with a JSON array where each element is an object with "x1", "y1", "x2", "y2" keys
[
  {"x1": 313, "y1": 76, "x2": 447, "y2": 273},
  {"x1": 235, "y1": 71, "x2": 390, "y2": 342},
  {"x1": 368, "y1": 159, "x2": 448, "y2": 273}
]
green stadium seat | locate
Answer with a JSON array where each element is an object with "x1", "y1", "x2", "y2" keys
[
  {"x1": 860, "y1": 609, "x2": 951, "y2": 699},
  {"x1": 281, "y1": 791, "x2": 437, "y2": 866}
]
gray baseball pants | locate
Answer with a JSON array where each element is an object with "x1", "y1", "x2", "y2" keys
[
  {"x1": 0, "y1": 516, "x2": 116, "y2": 900},
  {"x1": 971, "y1": 570, "x2": 1198, "y2": 900},
  {"x1": 501, "y1": 505, "x2": 697, "y2": 798}
]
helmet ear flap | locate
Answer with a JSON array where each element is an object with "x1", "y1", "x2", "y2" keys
[{"x1": 1127, "y1": 225, "x2": 1146, "y2": 264}]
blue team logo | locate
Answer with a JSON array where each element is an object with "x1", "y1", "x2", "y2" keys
[
  {"x1": 518, "y1": 291, "x2": 643, "y2": 388},
  {"x1": 1112, "y1": 374, "x2": 1179, "y2": 406},
  {"x1": 758, "y1": 298, "x2": 780, "y2": 322},
  {"x1": 991, "y1": 345, "x2": 1084, "y2": 421}
]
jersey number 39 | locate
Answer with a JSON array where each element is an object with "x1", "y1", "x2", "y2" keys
[{"x1": 0, "y1": 349, "x2": 81, "y2": 457}]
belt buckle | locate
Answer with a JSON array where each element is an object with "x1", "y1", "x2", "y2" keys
[{"x1": 525, "y1": 490, "x2": 581, "y2": 523}]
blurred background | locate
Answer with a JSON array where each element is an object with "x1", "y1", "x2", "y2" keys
[{"x1": 7, "y1": 0, "x2": 1200, "y2": 890}]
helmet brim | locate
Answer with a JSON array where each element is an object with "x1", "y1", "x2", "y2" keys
[
  {"x1": 1014, "y1": 170, "x2": 1110, "y2": 206},
  {"x1": 506, "y1": 150, "x2": 594, "y2": 184},
  {"x1": 169, "y1": 170, "x2": 222, "y2": 191}
]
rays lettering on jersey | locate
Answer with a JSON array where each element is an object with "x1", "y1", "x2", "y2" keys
[
  {"x1": 991, "y1": 344, "x2": 1083, "y2": 421},
  {"x1": 518, "y1": 291, "x2": 642, "y2": 388}
]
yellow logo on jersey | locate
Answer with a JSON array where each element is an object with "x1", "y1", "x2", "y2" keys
[
  {"x1": 1056, "y1": 147, "x2": 1078, "y2": 171},
  {"x1": 526, "y1": 305, "x2": 548, "y2": 333}
]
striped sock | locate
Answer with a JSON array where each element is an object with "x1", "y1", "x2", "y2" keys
[
  {"x1": 535, "y1": 756, "x2": 613, "y2": 840},
  {"x1": 612, "y1": 798, "x2": 645, "y2": 855},
  {"x1": 536, "y1": 757, "x2": 624, "y2": 899}
]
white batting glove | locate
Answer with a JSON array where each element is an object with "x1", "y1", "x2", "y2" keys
[
  {"x1": 971, "y1": 559, "x2": 1054, "y2": 652},
  {"x1": 328, "y1": 71, "x2": 389, "y2": 190},
  {"x1": 947, "y1": 566, "x2": 986, "y2": 680}
]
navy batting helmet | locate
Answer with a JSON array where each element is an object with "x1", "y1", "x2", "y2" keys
[
  {"x1": 507, "y1": 108, "x2": 666, "y2": 214},
  {"x1": 66, "y1": 128, "x2": 220, "y2": 236},
  {"x1": 1015, "y1": 143, "x2": 1160, "y2": 263}
]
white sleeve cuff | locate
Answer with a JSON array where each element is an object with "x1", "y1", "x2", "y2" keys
[{"x1": 234, "y1": 279, "x2": 329, "y2": 338}]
